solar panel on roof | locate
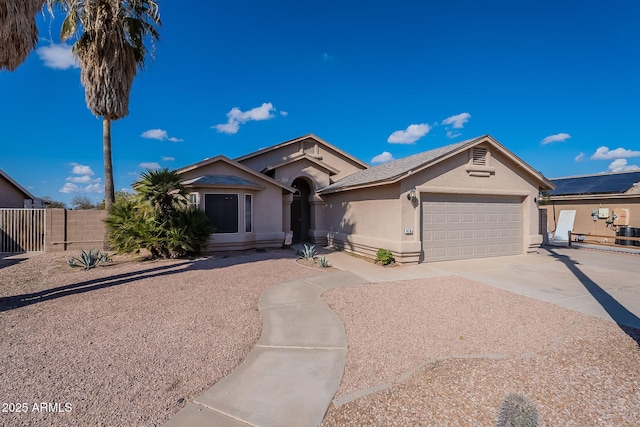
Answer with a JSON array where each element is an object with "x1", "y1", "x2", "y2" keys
[{"x1": 548, "y1": 171, "x2": 640, "y2": 196}]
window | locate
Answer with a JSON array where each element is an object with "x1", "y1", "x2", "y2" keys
[
  {"x1": 245, "y1": 194, "x2": 252, "y2": 233},
  {"x1": 188, "y1": 193, "x2": 198, "y2": 208},
  {"x1": 204, "y1": 194, "x2": 238, "y2": 233}
]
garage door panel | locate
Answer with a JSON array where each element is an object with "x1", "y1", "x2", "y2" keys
[{"x1": 422, "y1": 194, "x2": 522, "y2": 262}]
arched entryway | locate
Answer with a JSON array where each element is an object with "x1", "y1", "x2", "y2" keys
[{"x1": 291, "y1": 178, "x2": 311, "y2": 242}]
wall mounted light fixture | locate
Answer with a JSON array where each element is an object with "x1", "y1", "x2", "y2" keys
[{"x1": 407, "y1": 187, "x2": 417, "y2": 201}]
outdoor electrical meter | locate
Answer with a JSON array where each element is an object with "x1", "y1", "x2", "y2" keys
[{"x1": 598, "y1": 207, "x2": 610, "y2": 219}]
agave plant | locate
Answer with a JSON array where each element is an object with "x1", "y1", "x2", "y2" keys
[
  {"x1": 317, "y1": 256, "x2": 330, "y2": 268},
  {"x1": 68, "y1": 249, "x2": 111, "y2": 270},
  {"x1": 300, "y1": 244, "x2": 317, "y2": 260}
]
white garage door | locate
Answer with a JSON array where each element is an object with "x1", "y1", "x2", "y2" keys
[{"x1": 422, "y1": 194, "x2": 522, "y2": 262}]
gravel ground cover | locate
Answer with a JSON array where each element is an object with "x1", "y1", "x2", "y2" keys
[
  {"x1": 322, "y1": 276, "x2": 640, "y2": 426},
  {"x1": 0, "y1": 250, "x2": 317, "y2": 426}
]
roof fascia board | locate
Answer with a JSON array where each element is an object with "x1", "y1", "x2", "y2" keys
[
  {"x1": 0, "y1": 168, "x2": 37, "y2": 200},
  {"x1": 176, "y1": 155, "x2": 295, "y2": 193},
  {"x1": 548, "y1": 193, "x2": 640, "y2": 201},
  {"x1": 263, "y1": 154, "x2": 341, "y2": 175}
]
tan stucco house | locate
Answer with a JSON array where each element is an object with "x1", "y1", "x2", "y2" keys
[
  {"x1": 177, "y1": 134, "x2": 553, "y2": 263},
  {"x1": 0, "y1": 168, "x2": 44, "y2": 208},
  {"x1": 542, "y1": 170, "x2": 640, "y2": 242}
]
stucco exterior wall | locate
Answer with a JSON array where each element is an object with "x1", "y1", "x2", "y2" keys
[
  {"x1": 0, "y1": 176, "x2": 27, "y2": 208},
  {"x1": 180, "y1": 162, "x2": 287, "y2": 251},
  {"x1": 542, "y1": 198, "x2": 640, "y2": 242},
  {"x1": 238, "y1": 137, "x2": 366, "y2": 182},
  {"x1": 320, "y1": 146, "x2": 544, "y2": 263}
]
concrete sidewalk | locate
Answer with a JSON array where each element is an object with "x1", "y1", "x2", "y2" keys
[
  {"x1": 165, "y1": 246, "x2": 640, "y2": 427},
  {"x1": 164, "y1": 270, "x2": 367, "y2": 427}
]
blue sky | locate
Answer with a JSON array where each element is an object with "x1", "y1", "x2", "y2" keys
[{"x1": 1, "y1": 0, "x2": 639, "y2": 206}]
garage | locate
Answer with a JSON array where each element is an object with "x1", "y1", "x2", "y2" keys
[{"x1": 422, "y1": 194, "x2": 523, "y2": 262}]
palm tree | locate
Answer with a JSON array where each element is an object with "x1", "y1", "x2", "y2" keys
[
  {"x1": 0, "y1": 0, "x2": 46, "y2": 70},
  {"x1": 134, "y1": 168, "x2": 187, "y2": 224},
  {"x1": 48, "y1": 0, "x2": 161, "y2": 212}
]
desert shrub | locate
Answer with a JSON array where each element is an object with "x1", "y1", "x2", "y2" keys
[
  {"x1": 105, "y1": 169, "x2": 211, "y2": 259},
  {"x1": 376, "y1": 248, "x2": 395, "y2": 265}
]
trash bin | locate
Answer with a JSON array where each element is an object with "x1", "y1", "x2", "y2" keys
[
  {"x1": 616, "y1": 226, "x2": 634, "y2": 246},
  {"x1": 634, "y1": 227, "x2": 640, "y2": 247}
]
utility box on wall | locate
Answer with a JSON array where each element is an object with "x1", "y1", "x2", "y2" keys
[
  {"x1": 614, "y1": 208, "x2": 630, "y2": 226},
  {"x1": 597, "y1": 207, "x2": 609, "y2": 219}
]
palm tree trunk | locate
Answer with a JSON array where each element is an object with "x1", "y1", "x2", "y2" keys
[{"x1": 103, "y1": 116, "x2": 115, "y2": 212}]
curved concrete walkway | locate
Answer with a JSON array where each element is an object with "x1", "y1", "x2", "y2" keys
[{"x1": 164, "y1": 270, "x2": 366, "y2": 427}]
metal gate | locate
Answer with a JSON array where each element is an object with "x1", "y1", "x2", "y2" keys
[{"x1": 0, "y1": 209, "x2": 46, "y2": 252}]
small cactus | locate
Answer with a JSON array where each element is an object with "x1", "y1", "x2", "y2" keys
[{"x1": 496, "y1": 392, "x2": 539, "y2": 427}]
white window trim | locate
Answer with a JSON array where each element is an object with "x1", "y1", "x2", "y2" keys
[{"x1": 245, "y1": 194, "x2": 253, "y2": 233}]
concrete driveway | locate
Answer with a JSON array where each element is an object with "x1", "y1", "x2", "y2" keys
[{"x1": 325, "y1": 246, "x2": 640, "y2": 331}]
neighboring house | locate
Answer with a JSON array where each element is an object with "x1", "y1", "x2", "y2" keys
[
  {"x1": 542, "y1": 170, "x2": 640, "y2": 241},
  {"x1": 0, "y1": 168, "x2": 44, "y2": 208},
  {"x1": 178, "y1": 134, "x2": 553, "y2": 263}
]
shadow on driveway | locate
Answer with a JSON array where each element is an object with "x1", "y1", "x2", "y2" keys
[{"x1": 547, "y1": 248, "x2": 640, "y2": 346}]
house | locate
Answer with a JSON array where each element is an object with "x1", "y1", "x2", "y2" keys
[
  {"x1": 177, "y1": 134, "x2": 553, "y2": 263},
  {"x1": 0, "y1": 168, "x2": 44, "y2": 208},
  {"x1": 542, "y1": 170, "x2": 640, "y2": 242}
]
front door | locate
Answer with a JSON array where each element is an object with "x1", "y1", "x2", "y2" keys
[{"x1": 291, "y1": 178, "x2": 311, "y2": 242}]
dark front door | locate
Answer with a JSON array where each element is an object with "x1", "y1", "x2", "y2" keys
[{"x1": 291, "y1": 178, "x2": 311, "y2": 242}]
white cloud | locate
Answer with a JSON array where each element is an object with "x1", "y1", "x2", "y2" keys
[
  {"x1": 371, "y1": 151, "x2": 394, "y2": 164},
  {"x1": 213, "y1": 102, "x2": 277, "y2": 135},
  {"x1": 322, "y1": 52, "x2": 335, "y2": 61},
  {"x1": 141, "y1": 129, "x2": 168, "y2": 140},
  {"x1": 591, "y1": 146, "x2": 640, "y2": 160},
  {"x1": 575, "y1": 152, "x2": 585, "y2": 162},
  {"x1": 141, "y1": 128, "x2": 183, "y2": 142},
  {"x1": 162, "y1": 156, "x2": 175, "y2": 161},
  {"x1": 607, "y1": 159, "x2": 640, "y2": 172},
  {"x1": 441, "y1": 112, "x2": 471, "y2": 129},
  {"x1": 280, "y1": 111, "x2": 288, "y2": 117},
  {"x1": 36, "y1": 43, "x2": 80, "y2": 70},
  {"x1": 541, "y1": 133, "x2": 571, "y2": 145},
  {"x1": 70, "y1": 163, "x2": 94, "y2": 176},
  {"x1": 387, "y1": 124, "x2": 431, "y2": 144},
  {"x1": 140, "y1": 162, "x2": 161, "y2": 169},
  {"x1": 59, "y1": 182, "x2": 103, "y2": 194},
  {"x1": 446, "y1": 130, "x2": 461, "y2": 139},
  {"x1": 67, "y1": 175, "x2": 100, "y2": 184}
]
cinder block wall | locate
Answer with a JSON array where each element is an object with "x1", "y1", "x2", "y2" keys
[{"x1": 45, "y1": 209, "x2": 107, "y2": 252}]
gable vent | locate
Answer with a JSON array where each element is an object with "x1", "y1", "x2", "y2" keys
[{"x1": 472, "y1": 148, "x2": 488, "y2": 166}]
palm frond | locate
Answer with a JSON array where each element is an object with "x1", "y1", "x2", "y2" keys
[{"x1": 0, "y1": 0, "x2": 46, "y2": 71}]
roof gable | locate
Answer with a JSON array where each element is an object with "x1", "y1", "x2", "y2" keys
[
  {"x1": 548, "y1": 170, "x2": 640, "y2": 196},
  {"x1": 175, "y1": 155, "x2": 294, "y2": 193},
  {"x1": 319, "y1": 135, "x2": 553, "y2": 193},
  {"x1": 0, "y1": 168, "x2": 37, "y2": 200},
  {"x1": 235, "y1": 134, "x2": 369, "y2": 170},
  {"x1": 261, "y1": 154, "x2": 341, "y2": 176}
]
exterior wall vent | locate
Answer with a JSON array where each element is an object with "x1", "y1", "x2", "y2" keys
[{"x1": 472, "y1": 147, "x2": 488, "y2": 166}]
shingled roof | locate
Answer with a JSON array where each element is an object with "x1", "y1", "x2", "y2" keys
[{"x1": 319, "y1": 137, "x2": 480, "y2": 193}]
